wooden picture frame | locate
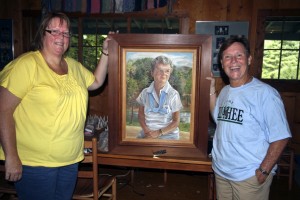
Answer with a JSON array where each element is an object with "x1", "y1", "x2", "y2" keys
[{"x1": 108, "y1": 34, "x2": 212, "y2": 159}]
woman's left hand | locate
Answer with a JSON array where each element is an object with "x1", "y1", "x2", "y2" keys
[
  {"x1": 102, "y1": 31, "x2": 119, "y2": 50},
  {"x1": 255, "y1": 169, "x2": 268, "y2": 184}
]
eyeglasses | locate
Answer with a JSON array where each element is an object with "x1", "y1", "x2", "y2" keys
[{"x1": 45, "y1": 29, "x2": 72, "y2": 38}]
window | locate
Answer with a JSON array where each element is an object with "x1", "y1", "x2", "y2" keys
[
  {"x1": 262, "y1": 17, "x2": 300, "y2": 80},
  {"x1": 67, "y1": 18, "x2": 110, "y2": 71},
  {"x1": 64, "y1": 16, "x2": 182, "y2": 70},
  {"x1": 80, "y1": 18, "x2": 107, "y2": 71}
]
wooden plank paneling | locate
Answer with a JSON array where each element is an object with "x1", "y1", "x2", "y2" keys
[
  {"x1": 88, "y1": 79, "x2": 109, "y2": 117},
  {"x1": 226, "y1": 0, "x2": 253, "y2": 21},
  {"x1": 176, "y1": 0, "x2": 228, "y2": 33},
  {"x1": 281, "y1": 92, "x2": 300, "y2": 154},
  {"x1": 295, "y1": 94, "x2": 300, "y2": 123},
  {"x1": 281, "y1": 93, "x2": 296, "y2": 129}
]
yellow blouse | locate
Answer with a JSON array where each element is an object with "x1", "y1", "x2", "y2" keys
[{"x1": 0, "y1": 51, "x2": 95, "y2": 167}]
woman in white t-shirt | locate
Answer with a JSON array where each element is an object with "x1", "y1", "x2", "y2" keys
[{"x1": 207, "y1": 35, "x2": 291, "y2": 200}]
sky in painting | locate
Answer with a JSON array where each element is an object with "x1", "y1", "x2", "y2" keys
[{"x1": 126, "y1": 51, "x2": 193, "y2": 68}]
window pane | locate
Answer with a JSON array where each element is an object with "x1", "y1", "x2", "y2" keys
[
  {"x1": 299, "y1": 57, "x2": 300, "y2": 80},
  {"x1": 70, "y1": 34, "x2": 79, "y2": 47},
  {"x1": 67, "y1": 18, "x2": 79, "y2": 60},
  {"x1": 264, "y1": 40, "x2": 281, "y2": 49},
  {"x1": 282, "y1": 40, "x2": 300, "y2": 49},
  {"x1": 66, "y1": 47, "x2": 78, "y2": 60},
  {"x1": 262, "y1": 50, "x2": 280, "y2": 79},
  {"x1": 83, "y1": 34, "x2": 96, "y2": 46},
  {"x1": 280, "y1": 50, "x2": 299, "y2": 79},
  {"x1": 83, "y1": 47, "x2": 97, "y2": 71},
  {"x1": 67, "y1": 35, "x2": 79, "y2": 60},
  {"x1": 96, "y1": 35, "x2": 107, "y2": 47},
  {"x1": 262, "y1": 17, "x2": 300, "y2": 80},
  {"x1": 70, "y1": 18, "x2": 78, "y2": 45}
]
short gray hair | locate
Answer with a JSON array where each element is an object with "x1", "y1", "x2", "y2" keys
[{"x1": 151, "y1": 56, "x2": 173, "y2": 72}]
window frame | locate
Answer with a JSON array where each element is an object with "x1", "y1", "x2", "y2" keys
[{"x1": 255, "y1": 9, "x2": 300, "y2": 93}]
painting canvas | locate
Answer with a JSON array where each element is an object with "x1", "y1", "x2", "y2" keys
[{"x1": 123, "y1": 49, "x2": 196, "y2": 143}]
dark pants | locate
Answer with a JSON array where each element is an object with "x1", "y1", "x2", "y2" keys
[{"x1": 15, "y1": 163, "x2": 78, "y2": 200}]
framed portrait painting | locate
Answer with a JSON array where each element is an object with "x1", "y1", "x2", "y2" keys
[{"x1": 107, "y1": 34, "x2": 212, "y2": 159}]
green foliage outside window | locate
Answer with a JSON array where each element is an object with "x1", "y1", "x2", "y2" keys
[
  {"x1": 66, "y1": 34, "x2": 78, "y2": 60},
  {"x1": 66, "y1": 34, "x2": 107, "y2": 72},
  {"x1": 262, "y1": 40, "x2": 300, "y2": 80},
  {"x1": 83, "y1": 34, "x2": 107, "y2": 71}
]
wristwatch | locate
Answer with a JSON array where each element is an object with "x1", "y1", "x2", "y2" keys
[
  {"x1": 258, "y1": 167, "x2": 269, "y2": 176},
  {"x1": 159, "y1": 129, "x2": 164, "y2": 137}
]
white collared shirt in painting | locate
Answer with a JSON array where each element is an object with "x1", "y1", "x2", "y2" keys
[{"x1": 136, "y1": 81, "x2": 183, "y2": 139}]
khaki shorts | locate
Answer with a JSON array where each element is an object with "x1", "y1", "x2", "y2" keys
[{"x1": 215, "y1": 173, "x2": 274, "y2": 200}]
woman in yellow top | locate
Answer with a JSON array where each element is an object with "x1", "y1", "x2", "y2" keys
[{"x1": 0, "y1": 12, "x2": 114, "y2": 200}]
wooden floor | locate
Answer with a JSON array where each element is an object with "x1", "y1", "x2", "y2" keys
[
  {"x1": 100, "y1": 166, "x2": 300, "y2": 200},
  {"x1": 1, "y1": 166, "x2": 300, "y2": 200}
]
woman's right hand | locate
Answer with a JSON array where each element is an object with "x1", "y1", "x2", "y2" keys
[
  {"x1": 206, "y1": 73, "x2": 216, "y2": 95},
  {"x1": 5, "y1": 155, "x2": 22, "y2": 182},
  {"x1": 206, "y1": 73, "x2": 217, "y2": 113}
]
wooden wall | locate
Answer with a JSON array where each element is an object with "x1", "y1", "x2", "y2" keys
[
  {"x1": 2, "y1": 0, "x2": 300, "y2": 60},
  {"x1": 2, "y1": 0, "x2": 300, "y2": 80},
  {"x1": 1, "y1": 0, "x2": 300, "y2": 152},
  {"x1": 281, "y1": 93, "x2": 300, "y2": 154}
]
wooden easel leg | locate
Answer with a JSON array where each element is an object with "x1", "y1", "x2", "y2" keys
[
  {"x1": 208, "y1": 173, "x2": 216, "y2": 200},
  {"x1": 164, "y1": 169, "x2": 167, "y2": 185},
  {"x1": 130, "y1": 168, "x2": 135, "y2": 184}
]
